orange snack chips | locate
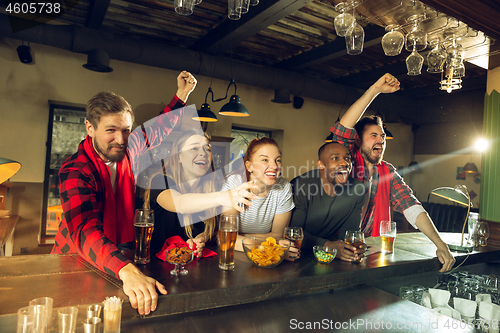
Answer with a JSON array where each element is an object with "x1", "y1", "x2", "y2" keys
[{"x1": 248, "y1": 237, "x2": 285, "y2": 266}]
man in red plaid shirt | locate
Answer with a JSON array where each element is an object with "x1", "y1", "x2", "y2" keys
[
  {"x1": 52, "y1": 71, "x2": 197, "y2": 315},
  {"x1": 330, "y1": 73, "x2": 455, "y2": 273}
]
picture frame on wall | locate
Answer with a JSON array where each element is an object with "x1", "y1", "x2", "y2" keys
[{"x1": 456, "y1": 167, "x2": 466, "y2": 180}]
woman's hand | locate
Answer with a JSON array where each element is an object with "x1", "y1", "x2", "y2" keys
[
  {"x1": 187, "y1": 238, "x2": 205, "y2": 258},
  {"x1": 284, "y1": 240, "x2": 301, "y2": 261},
  {"x1": 227, "y1": 181, "x2": 258, "y2": 212}
]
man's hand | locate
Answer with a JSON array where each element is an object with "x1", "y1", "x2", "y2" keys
[
  {"x1": 325, "y1": 240, "x2": 366, "y2": 262},
  {"x1": 436, "y1": 245, "x2": 456, "y2": 273},
  {"x1": 176, "y1": 70, "x2": 197, "y2": 102},
  {"x1": 372, "y1": 73, "x2": 400, "y2": 94},
  {"x1": 118, "y1": 263, "x2": 167, "y2": 315}
]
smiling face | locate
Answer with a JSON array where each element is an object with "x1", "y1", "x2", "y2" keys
[
  {"x1": 358, "y1": 124, "x2": 386, "y2": 166},
  {"x1": 318, "y1": 143, "x2": 352, "y2": 186},
  {"x1": 179, "y1": 134, "x2": 212, "y2": 181},
  {"x1": 245, "y1": 144, "x2": 282, "y2": 188},
  {"x1": 86, "y1": 112, "x2": 133, "y2": 162}
]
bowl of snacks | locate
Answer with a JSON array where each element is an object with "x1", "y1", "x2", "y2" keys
[
  {"x1": 166, "y1": 246, "x2": 194, "y2": 276},
  {"x1": 313, "y1": 245, "x2": 337, "y2": 263},
  {"x1": 242, "y1": 236, "x2": 290, "y2": 268}
]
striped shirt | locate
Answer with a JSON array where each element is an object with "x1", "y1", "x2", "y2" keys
[{"x1": 222, "y1": 175, "x2": 295, "y2": 234}]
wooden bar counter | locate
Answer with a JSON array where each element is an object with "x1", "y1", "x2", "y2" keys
[{"x1": 0, "y1": 233, "x2": 498, "y2": 332}]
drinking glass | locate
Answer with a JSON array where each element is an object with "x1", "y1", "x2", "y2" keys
[
  {"x1": 426, "y1": 40, "x2": 446, "y2": 73},
  {"x1": 381, "y1": 25, "x2": 404, "y2": 56},
  {"x1": 228, "y1": 0, "x2": 242, "y2": 20},
  {"x1": 345, "y1": 20, "x2": 364, "y2": 55},
  {"x1": 58, "y1": 307, "x2": 78, "y2": 333},
  {"x1": 344, "y1": 230, "x2": 365, "y2": 262},
  {"x1": 174, "y1": 0, "x2": 195, "y2": 16},
  {"x1": 29, "y1": 297, "x2": 53, "y2": 332},
  {"x1": 18, "y1": 306, "x2": 36, "y2": 333},
  {"x1": 334, "y1": 2, "x2": 354, "y2": 37},
  {"x1": 218, "y1": 214, "x2": 239, "y2": 270},
  {"x1": 476, "y1": 222, "x2": 490, "y2": 246},
  {"x1": 134, "y1": 209, "x2": 155, "y2": 264},
  {"x1": 467, "y1": 212, "x2": 479, "y2": 246},
  {"x1": 166, "y1": 249, "x2": 194, "y2": 276},
  {"x1": 283, "y1": 227, "x2": 304, "y2": 249},
  {"x1": 379, "y1": 221, "x2": 396, "y2": 254},
  {"x1": 238, "y1": 0, "x2": 250, "y2": 14},
  {"x1": 406, "y1": 49, "x2": 424, "y2": 75}
]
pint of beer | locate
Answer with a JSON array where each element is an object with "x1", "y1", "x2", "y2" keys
[
  {"x1": 218, "y1": 214, "x2": 239, "y2": 270},
  {"x1": 380, "y1": 220, "x2": 397, "y2": 254},
  {"x1": 134, "y1": 209, "x2": 155, "y2": 264}
]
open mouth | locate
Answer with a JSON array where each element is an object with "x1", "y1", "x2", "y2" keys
[
  {"x1": 264, "y1": 171, "x2": 277, "y2": 179},
  {"x1": 194, "y1": 160, "x2": 208, "y2": 167},
  {"x1": 372, "y1": 145, "x2": 383, "y2": 157},
  {"x1": 335, "y1": 167, "x2": 349, "y2": 183}
]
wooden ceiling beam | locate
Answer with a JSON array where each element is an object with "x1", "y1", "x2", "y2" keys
[
  {"x1": 85, "y1": 0, "x2": 111, "y2": 29},
  {"x1": 191, "y1": 0, "x2": 310, "y2": 54},
  {"x1": 274, "y1": 24, "x2": 385, "y2": 71}
]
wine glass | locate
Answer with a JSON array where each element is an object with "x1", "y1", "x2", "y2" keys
[
  {"x1": 381, "y1": 25, "x2": 404, "y2": 56},
  {"x1": 476, "y1": 222, "x2": 490, "y2": 246},
  {"x1": 426, "y1": 39, "x2": 446, "y2": 73},
  {"x1": 406, "y1": 49, "x2": 424, "y2": 75},
  {"x1": 334, "y1": 2, "x2": 354, "y2": 37},
  {"x1": 283, "y1": 227, "x2": 304, "y2": 249},
  {"x1": 345, "y1": 20, "x2": 364, "y2": 55},
  {"x1": 344, "y1": 230, "x2": 365, "y2": 262},
  {"x1": 166, "y1": 248, "x2": 194, "y2": 276},
  {"x1": 405, "y1": 15, "x2": 427, "y2": 52}
]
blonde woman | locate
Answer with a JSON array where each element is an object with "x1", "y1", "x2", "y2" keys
[{"x1": 142, "y1": 129, "x2": 256, "y2": 257}]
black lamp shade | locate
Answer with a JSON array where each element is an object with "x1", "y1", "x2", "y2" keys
[
  {"x1": 219, "y1": 95, "x2": 249, "y2": 117},
  {"x1": 325, "y1": 132, "x2": 333, "y2": 143},
  {"x1": 193, "y1": 103, "x2": 217, "y2": 122},
  {"x1": 383, "y1": 125, "x2": 394, "y2": 139},
  {"x1": 463, "y1": 162, "x2": 479, "y2": 173},
  {"x1": 83, "y1": 49, "x2": 113, "y2": 73}
]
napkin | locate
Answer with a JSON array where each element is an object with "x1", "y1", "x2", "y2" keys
[
  {"x1": 428, "y1": 288, "x2": 451, "y2": 308},
  {"x1": 453, "y1": 297, "x2": 477, "y2": 319},
  {"x1": 478, "y1": 302, "x2": 500, "y2": 333},
  {"x1": 156, "y1": 235, "x2": 217, "y2": 261},
  {"x1": 476, "y1": 294, "x2": 492, "y2": 305},
  {"x1": 422, "y1": 291, "x2": 432, "y2": 309}
]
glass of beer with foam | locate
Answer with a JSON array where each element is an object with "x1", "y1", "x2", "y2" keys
[{"x1": 380, "y1": 220, "x2": 397, "y2": 254}]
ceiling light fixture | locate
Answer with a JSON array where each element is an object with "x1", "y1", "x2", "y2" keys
[
  {"x1": 192, "y1": 88, "x2": 218, "y2": 122},
  {"x1": 219, "y1": 79, "x2": 249, "y2": 117},
  {"x1": 82, "y1": 49, "x2": 113, "y2": 73}
]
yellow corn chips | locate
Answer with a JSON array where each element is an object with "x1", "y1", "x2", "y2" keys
[{"x1": 248, "y1": 237, "x2": 285, "y2": 266}]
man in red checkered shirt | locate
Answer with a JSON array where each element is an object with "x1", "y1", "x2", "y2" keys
[
  {"x1": 330, "y1": 73, "x2": 455, "y2": 273},
  {"x1": 52, "y1": 71, "x2": 197, "y2": 315}
]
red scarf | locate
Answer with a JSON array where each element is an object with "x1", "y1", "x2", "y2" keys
[
  {"x1": 83, "y1": 136, "x2": 135, "y2": 245},
  {"x1": 352, "y1": 149, "x2": 391, "y2": 237}
]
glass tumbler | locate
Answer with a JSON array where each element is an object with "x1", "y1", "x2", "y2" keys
[
  {"x1": 345, "y1": 21, "x2": 364, "y2": 55},
  {"x1": 381, "y1": 25, "x2": 404, "y2": 56}
]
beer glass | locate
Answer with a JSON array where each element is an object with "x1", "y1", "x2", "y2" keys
[
  {"x1": 134, "y1": 209, "x2": 155, "y2": 264},
  {"x1": 218, "y1": 214, "x2": 239, "y2": 270},
  {"x1": 174, "y1": 0, "x2": 195, "y2": 16},
  {"x1": 283, "y1": 227, "x2": 304, "y2": 249},
  {"x1": 380, "y1": 220, "x2": 397, "y2": 254},
  {"x1": 344, "y1": 230, "x2": 365, "y2": 262}
]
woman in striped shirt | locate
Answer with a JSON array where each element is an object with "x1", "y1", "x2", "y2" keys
[{"x1": 222, "y1": 138, "x2": 295, "y2": 252}]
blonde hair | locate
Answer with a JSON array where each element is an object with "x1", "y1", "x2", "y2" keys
[{"x1": 144, "y1": 129, "x2": 217, "y2": 240}]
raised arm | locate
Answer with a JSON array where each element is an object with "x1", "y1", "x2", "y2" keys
[{"x1": 340, "y1": 73, "x2": 400, "y2": 128}]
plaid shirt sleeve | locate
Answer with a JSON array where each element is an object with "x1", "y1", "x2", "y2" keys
[
  {"x1": 128, "y1": 95, "x2": 186, "y2": 179},
  {"x1": 330, "y1": 121, "x2": 358, "y2": 153},
  {"x1": 386, "y1": 161, "x2": 421, "y2": 213},
  {"x1": 52, "y1": 150, "x2": 132, "y2": 278}
]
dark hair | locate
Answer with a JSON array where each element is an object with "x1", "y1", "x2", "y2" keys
[
  {"x1": 354, "y1": 115, "x2": 383, "y2": 139},
  {"x1": 86, "y1": 91, "x2": 134, "y2": 129},
  {"x1": 317, "y1": 142, "x2": 349, "y2": 160},
  {"x1": 243, "y1": 137, "x2": 281, "y2": 180}
]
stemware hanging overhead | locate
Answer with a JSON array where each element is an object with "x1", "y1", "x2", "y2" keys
[
  {"x1": 334, "y1": 2, "x2": 354, "y2": 37},
  {"x1": 381, "y1": 25, "x2": 404, "y2": 56},
  {"x1": 426, "y1": 39, "x2": 446, "y2": 73},
  {"x1": 345, "y1": 20, "x2": 365, "y2": 55},
  {"x1": 406, "y1": 49, "x2": 424, "y2": 75},
  {"x1": 405, "y1": 14, "x2": 427, "y2": 52}
]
